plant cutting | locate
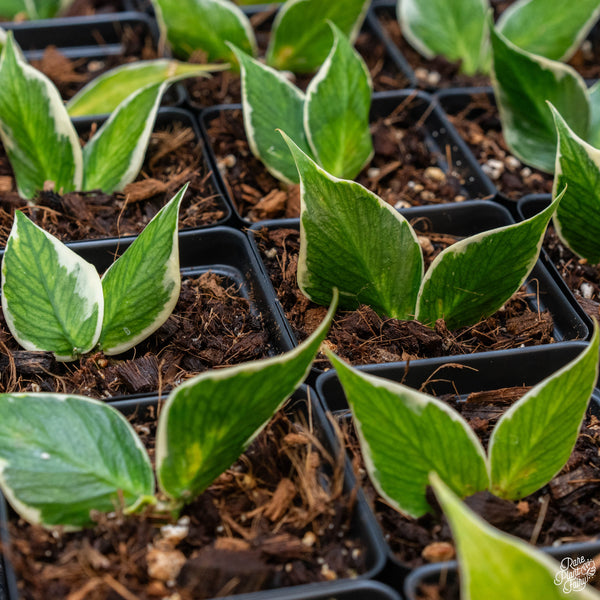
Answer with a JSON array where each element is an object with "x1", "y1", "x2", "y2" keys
[
  {"x1": 1, "y1": 185, "x2": 185, "y2": 361},
  {"x1": 231, "y1": 22, "x2": 372, "y2": 184},
  {"x1": 0, "y1": 32, "x2": 223, "y2": 200},
  {"x1": 0, "y1": 292, "x2": 336, "y2": 527},
  {"x1": 326, "y1": 322, "x2": 598, "y2": 518},
  {"x1": 151, "y1": 0, "x2": 369, "y2": 73},
  {"x1": 428, "y1": 474, "x2": 600, "y2": 599},
  {"x1": 397, "y1": 0, "x2": 600, "y2": 76},
  {"x1": 280, "y1": 130, "x2": 560, "y2": 330}
]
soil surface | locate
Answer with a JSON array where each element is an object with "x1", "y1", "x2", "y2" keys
[
  {"x1": 377, "y1": 2, "x2": 600, "y2": 89},
  {"x1": 207, "y1": 104, "x2": 474, "y2": 222},
  {"x1": 5, "y1": 401, "x2": 367, "y2": 599},
  {"x1": 0, "y1": 120, "x2": 227, "y2": 245},
  {"x1": 440, "y1": 92, "x2": 553, "y2": 200},
  {"x1": 185, "y1": 8, "x2": 409, "y2": 107},
  {"x1": 341, "y1": 386, "x2": 600, "y2": 571},
  {"x1": 0, "y1": 272, "x2": 271, "y2": 399},
  {"x1": 254, "y1": 227, "x2": 555, "y2": 371}
]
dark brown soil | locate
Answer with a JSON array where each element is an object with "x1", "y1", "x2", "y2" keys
[
  {"x1": 5, "y1": 401, "x2": 367, "y2": 599},
  {"x1": 377, "y1": 2, "x2": 600, "y2": 89},
  {"x1": 185, "y1": 8, "x2": 409, "y2": 107},
  {"x1": 0, "y1": 272, "x2": 271, "y2": 399},
  {"x1": 341, "y1": 387, "x2": 600, "y2": 570},
  {"x1": 254, "y1": 227, "x2": 555, "y2": 371},
  {"x1": 440, "y1": 92, "x2": 553, "y2": 200},
  {"x1": 207, "y1": 104, "x2": 472, "y2": 222},
  {"x1": 0, "y1": 120, "x2": 227, "y2": 245},
  {"x1": 29, "y1": 23, "x2": 159, "y2": 101}
]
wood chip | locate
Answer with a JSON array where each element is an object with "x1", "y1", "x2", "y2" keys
[
  {"x1": 123, "y1": 178, "x2": 168, "y2": 203},
  {"x1": 263, "y1": 478, "x2": 296, "y2": 522},
  {"x1": 550, "y1": 464, "x2": 598, "y2": 501}
]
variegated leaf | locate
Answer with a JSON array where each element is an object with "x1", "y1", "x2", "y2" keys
[
  {"x1": 1, "y1": 212, "x2": 103, "y2": 361},
  {"x1": 99, "y1": 185, "x2": 186, "y2": 355}
]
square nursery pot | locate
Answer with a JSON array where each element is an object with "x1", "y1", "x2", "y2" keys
[
  {"x1": 315, "y1": 343, "x2": 600, "y2": 592},
  {"x1": 435, "y1": 87, "x2": 555, "y2": 211},
  {"x1": 200, "y1": 90, "x2": 496, "y2": 228},
  {"x1": 175, "y1": 3, "x2": 409, "y2": 109},
  {"x1": 0, "y1": 107, "x2": 232, "y2": 242},
  {"x1": 518, "y1": 194, "x2": 595, "y2": 331},
  {"x1": 5, "y1": 13, "x2": 186, "y2": 109},
  {"x1": 0, "y1": 387, "x2": 389, "y2": 600},
  {"x1": 0, "y1": 226, "x2": 294, "y2": 402},
  {"x1": 247, "y1": 200, "x2": 589, "y2": 381},
  {"x1": 402, "y1": 541, "x2": 600, "y2": 599},
  {"x1": 368, "y1": 1, "x2": 600, "y2": 91}
]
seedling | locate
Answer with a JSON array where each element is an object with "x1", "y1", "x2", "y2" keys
[
  {"x1": 1, "y1": 186, "x2": 187, "y2": 361},
  {"x1": 281, "y1": 131, "x2": 560, "y2": 330},
  {"x1": 0, "y1": 33, "x2": 221, "y2": 200},
  {"x1": 430, "y1": 474, "x2": 600, "y2": 600},
  {"x1": 232, "y1": 22, "x2": 372, "y2": 184},
  {"x1": 398, "y1": 0, "x2": 600, "y2": 76},
  {"x1": 0, "y1": 294, "x2": 337, "y2": 528},
  {"x1": 327, "y1": 322, "x2": 599, "y2": 518},
  {"x1": 152, "y1": 0, "x2": 369, "y2": 73}
]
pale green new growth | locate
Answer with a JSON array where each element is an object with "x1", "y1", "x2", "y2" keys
[
  {"x1": 1, "y1": 187, "x2": 186, "y2": 361},
  {"x1": 284, "y1": 132, "x2": 557, "y2": 330},
  {"x1": 0, "y1": 295, "x2": 337, "y2": 527},
  {"x1": 331, "y1": 324, "x2": 598, "y2": 517},
  {"x1": 550, "y1": 103, "x2": 600, "y2": 264},
  {"x1": 431, "y1": 474, "x2": 600, "y2": 600},
  {"x1": 234, "y1": 23, "x2": 372, "y2": 184}
]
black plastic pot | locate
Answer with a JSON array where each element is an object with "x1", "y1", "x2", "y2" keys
[
  {"x1": 403, "y1": 541, "x2": 600, "y2": 599},
  {"x1": 66, "y1": 107, "x2": 233, "y2": 230},
  {"x1": 0, "y1": 387, "x2": 389, "y2": 599},
  {"x1": 200, "y1": 90, "x2": 496, "y2": 228},
  {"x1": 315, "y1": 343, "x2": 600, "y2": 592},
  {"x1": 247, "y1": 200, "x2": 590, "y2": 382}
]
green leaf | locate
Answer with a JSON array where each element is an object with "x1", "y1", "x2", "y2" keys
[
  {"x1": 82, "y1": 81, "x2": 166, "y2": 193},
  {"x1": 431, "y1": 474, "x2": 600, "y2": 600},
  {"x1": 1, "y1": 212, "x2": 103, "y2": 361},
  {"x1": 490, "y1": 23, "x2": 590, "y2": 173},
  {"x1": 0, "y1": 393, "x2": 153, "y2": 528},
  {"x1": 282, "y1": 131, "x2": 423, "y2": 319},
  {"x1": 151, "y1": 0, "x2": 256, "y2": 62},
  {"x1": 232, "y1": 45, "x2": 314, "y2": 184},
  {"x1": 0, "y1": 1, "x2": 28, "y2": 18},
  {"x1": 304, "y1": 23, "x2": 373, "y2": 179},
  {"x1": 330, "y1": 353, "x2": 489, "y2": 519},
  {"x1": 0, "y1": 32, "x2": 82, "y2": 200},
  {"x1": 550, "y1": 104, "x2": 600, "y2": 263},
  {"x1": 497, "y1": 0, "x2": 600, "y2": 62},
  {"x1": 99, "y1": 185, "x2": 185, "y2": 355},
  {"x1": 416, "y1": 191, "x2": 560, "y2": 329},
  {"x1": 490, "y1": 323, "x2": 599, "y2": 499},
  {"x1": 155, "y1": 290, "x2": 338, "y2": 502},
  {"x1": 67, "y1": 59, "x2": 227, "y2": 117},
  {"x1": 587, "y1": 80, "x2": 600, "y2": 149},
  {"x1": 266, "y1": 0, "x2": 370, "y2": 73},
  {"x1": 397, "y1": 0, "x2": 488, "y2": 75}
]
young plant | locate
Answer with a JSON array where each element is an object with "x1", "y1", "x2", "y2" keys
[
  {"x1": 1, "y1": 185, "x2": 187, "y2": 361},
  {"x1": 0, "y1": 33, "x2": 219, "y2": 200},
  {"x1": 151, "y1": 0, "x2": 369, "y2": 73},
  {"x1": 545, "y1": 103, "x2": 600, "y2": 264},
  {"x1": 231, "y1": 22, "x2": 373, "y2": 184},
  {"x1": 430, "y1": 474, "x2": 600, "y2": 600},
  {"x1": 489, "y1": 23, "x2": 600, "y2": 173},
  {"x1": 0, "y1": 293, "x2": 337, "y2": 528},
  {"x1": 280, "y1": 131, "x2": 560, "y2": 330},
  {"x1": 327, "y1": 323, "x2": 599, "y2": 518},
  {"x1": 397, "y1": 0, "x2": 600, "y2": 76}
]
